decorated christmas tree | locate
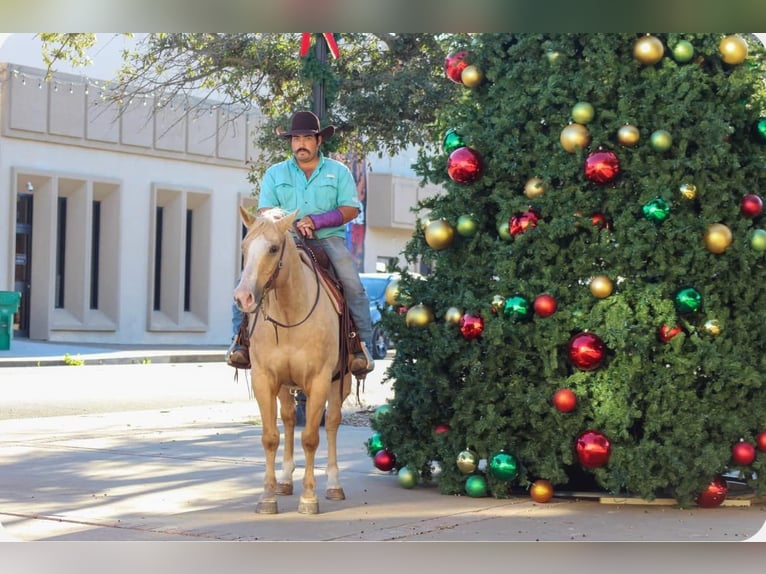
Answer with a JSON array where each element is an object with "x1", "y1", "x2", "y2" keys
[{"x1": 371, "y1": 33, "x2": 766, "y2": 507}]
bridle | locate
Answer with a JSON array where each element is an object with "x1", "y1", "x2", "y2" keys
[{"x1": 246, "y1": 225, "x2": 322, "y2": 341}]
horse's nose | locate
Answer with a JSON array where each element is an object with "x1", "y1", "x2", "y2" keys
[{"x1": 233, "y1": 287, "x2": 254, "y2": 312}]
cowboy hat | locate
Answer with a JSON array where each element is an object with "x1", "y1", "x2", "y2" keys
[{"x1": 278, "y1": 111, "x2": 335, "y2": 139}]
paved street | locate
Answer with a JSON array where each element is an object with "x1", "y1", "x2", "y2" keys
[{"x1": 0, "y1": 343, "x2": 765, "y2": 542}]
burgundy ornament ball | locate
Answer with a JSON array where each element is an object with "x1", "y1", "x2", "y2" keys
[
  {"x1": 447, "y1": 146, "x2": 484, "y2": 185},
  {"x1": 584, "y1": 150, "x2": 620, "y2": 185},
  {"x1": 696, "y1": 475, "x2": 728, "y2": 508},
  {"x1": 509, "y1": 209, "x2": 540, "y2": 236},
  {"x1": 373, "y1": 448, "x2": 396, "y2": 472},
  {"x1": 444, "y1": 50, "x2": 469, "y2": 83},
  {"x1": 575, "y1": 430, "x2": 611, "y2": 468},
  {"x1": 740, "y1": 194, "x2": 763, "y2": 218},
  {"x1": 568, "y1": 332, "x2": 606, "y2": 371},
  {"x1": 533, "y1": 293, "x2": 558, "y2": 318},
  {"x1": 459, "y1": 313, "x2": 484, "y2": 340}
]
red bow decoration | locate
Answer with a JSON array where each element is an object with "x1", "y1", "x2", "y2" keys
[{"x1": 300, "y1": 33, "x2": 340, "y2": 59}]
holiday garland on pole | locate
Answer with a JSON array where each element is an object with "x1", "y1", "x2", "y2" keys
[{"x1": 370, "y1": 33, "x2": 766, "y2": 508}]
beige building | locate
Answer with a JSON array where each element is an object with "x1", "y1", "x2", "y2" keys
[{"x1": 0, "y1": 42, "x2": 440, "y2": 347}]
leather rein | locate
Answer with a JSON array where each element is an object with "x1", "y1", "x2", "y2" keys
[{"x1": 246, "y1": 226, "x2": 322, "y2": 341}]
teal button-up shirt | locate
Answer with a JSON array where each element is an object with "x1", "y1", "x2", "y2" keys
[{"x1": 258, "y1": 152, "x2": 359, "y2": 239}]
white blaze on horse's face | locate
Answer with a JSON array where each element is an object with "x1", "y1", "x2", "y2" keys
[{"x1": 234, "y1": 231, "x2": 277, "y2": 313}]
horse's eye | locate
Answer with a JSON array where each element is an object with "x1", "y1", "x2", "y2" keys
[{"x1": 269, "y1": 245, "x2": 279, "y2": 254}]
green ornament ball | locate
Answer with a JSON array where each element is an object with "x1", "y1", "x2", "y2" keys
[
  {"x1": 397, "y1": 466, "x2": 419, "y2": 489},
  {"x1": 755, "y1": 118, "x2": 766, "y2": 144},
  {"x1": 650, "y1": 129, "x2": 672, "y2": 152},
  {"x1": 443, "y1": 128, "x2": 466, "y2": 154},
  {"x1": 372, "y1": 404, "x2": 392, "y2": 425},
  {"x1": 642, "y1": 197, "x2": 670, "y2": 223},
  {"x1": 674, "y1": 287, "x2": 702, "y2": 314},
  {"x1": 489, "y1": 451, "x2": 519, "y2": 481},
  {"x1": 497, "y1": 220, "x2": 512, "y2": 241},
  {"x1": 750, "y1": 228, "x2": 766, "y2": 252},
  {"x1": 672, "y1": 40, "x2": 695, "y2": 63},
  {"x1": 503, "y1": 295, "x2": 532, "y2": 320},
  {"x1": 571, "y1": 101, "x2": 595, "y2": 124},
  {"x1": 465, "y1": 474, "x2": 488, "y2": 497},
  {"x1": 456, "y1": 213, "x2": 479, "y2": 237},
  {"x1": 367, "y1": 432, "x2": 384, "y2": 457}
]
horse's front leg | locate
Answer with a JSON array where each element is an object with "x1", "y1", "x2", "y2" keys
[
  {"x1": 253, "y1": 378, "x2": 280, "y2": 514},
  {"x1": 297, "y1": 379, "x2": 331, "y2": 514},
  {"x1": 275, "y1": 385, "x2": 296, "y2": 496}
]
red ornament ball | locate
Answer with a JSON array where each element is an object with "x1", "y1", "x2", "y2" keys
[
  {"x1": 445, "y1": 50, "x2": 469, "y2": 83},
  {"x1": 533, "y1": 293, "x2": 558, "y2": 318},
  {"x1": 590, "y1": 212, "x2": 612, "y2": 230},
  {"x1": 373, "y1": 448, "x2": 396, "y2": 472},
  {"x1": 568, "y1": 332, "x2": 606, "y2": 371},
  {"x1": 575, "y1": 429, "x2": 611, "y2": 468},
  {"x1": 731, "y1": 441, "x2": 757, "y2": 466},
  {"x1": 754, "y1": 430, "x2": 766, "y2": 452},
  {"x1": 552, "y1": 388, "x2": 577, "y2": 413},
  {"x1": 740, "y1": 194, "x2": 763, "y2": 218},
  {"x1": 658, "y1": 324, "x2": 682, "y2": 343},
  {"x1": 584, "y1": 150, "x2": 620, "y2": 185},
  {"x1": 696, "y1": 476, "x2": 728, "y2": 508},
  {"x1": 459, "y1": 313, "x2": 484, "y2": 340},
  {"x1": 509, "y1": 209, "x2": 540, "y2": 236},
  {"x1": 447, "y1": 146, "x2": 484, "y2": 185},
  {"x1": 434, "y1": 423, "x2": 451, "y2": 435}
]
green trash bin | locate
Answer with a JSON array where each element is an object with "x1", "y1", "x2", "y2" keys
[{"x1": 0, "y1": 291, "x2": 22, "y2": 351}]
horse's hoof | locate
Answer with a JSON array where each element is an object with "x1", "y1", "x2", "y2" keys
[
  {"x1": 297, "y1": 499, "x2": 319, "y2": 515},
  {"x1": 325, "y1": 487, "x2": 346, "y2": 501},
  {"x1": 275, "y1": 482, "x2": 294, "y2": 496},
  {"x1": 255, "y1": 500, "x2": 278, "y2": 514}
]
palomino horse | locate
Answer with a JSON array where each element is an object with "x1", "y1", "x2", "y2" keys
[{"x1": 233, "y1": 207, "x2": 352, "y2": 514}]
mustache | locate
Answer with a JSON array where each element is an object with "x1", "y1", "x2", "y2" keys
[{"x1": 296, "y1": 148, "x2": 310, "y2": 153}]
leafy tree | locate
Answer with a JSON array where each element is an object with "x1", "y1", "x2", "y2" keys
[
  {"x1": 39, "y1": 33, "x2": 472, "y2": 186},
  {"x1": 374, "y1": 33, "x2": 766, "y2": 507}
]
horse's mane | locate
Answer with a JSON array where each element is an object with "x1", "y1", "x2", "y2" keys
[{"x1": 260, "y1": 207, "x2": 292, "y2": 223}]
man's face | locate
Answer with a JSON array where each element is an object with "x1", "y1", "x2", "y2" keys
[{"x1": 291, "y1": 134, "x2": 321, "y2": 162}]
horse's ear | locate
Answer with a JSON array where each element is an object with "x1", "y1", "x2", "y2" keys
[
  {"x1": 276, "y1": 210, "x2": 299, "y2": 233},
  {"x1": 239, "y1": 205, "x2": 256, "y2": 227}
]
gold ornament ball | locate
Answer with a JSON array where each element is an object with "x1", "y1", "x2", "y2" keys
[
  {"x1": 679, "y1": 183, "x2": 697, "y2": 200},
  {"x1": 560, "y1": 123, "x2": 591, "y2": 153},
  {"x1": 524, "y1": 177, "x2": 547, "y2": 199},
  {"x1": 617, "y1": 124, "x2": 640, "y2": 147},
  {"x1": 650, "y1": 129, "x2": 672, "y2": 152},
  {"x1": 704, "y1": 223, "x2": 733, "y2": 254},
  {"x1": 491, "y1": 295, "x2": 506, "y2": 313},
  {"x1": 384, "y1": 279, "x2": 401, "y2": 306},
  {"x1": 530, "y1": 479, "x2": 554, "y2": 503},
  {"x1": 461, "y1": 65, "x2": 484, "y2": 88},
  {"x1": 703, "y1": 319, "x2": 721, "y2": 336},
  {"x1": 589, "y1": 275, "x2": 614, "y2": 299},
  {"x1": 444, "y1": 306, "x2": 463, "y2": 325},
  {"x1": 456, "y1": 449, "x2": 479, "y2": 474},
  {"x1": 425, "y1": 219, "x2": 455, "y2": 250},
  {"x1": 633, "y1": 35, "x2": 665, "y2": 66},
  {"x1": 719, "y1": 34, "x2": 748, "y2": 65},
  {"x1": 571, "y1": 101, "x2": 595, "y2": 124},
  {"x1": 406, "y1": 303, "x2": 434, "y2": 328}
]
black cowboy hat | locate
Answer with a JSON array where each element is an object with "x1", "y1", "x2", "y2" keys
[{"x1": 278, "y1": 111, "x2": 335, "y2": 139}]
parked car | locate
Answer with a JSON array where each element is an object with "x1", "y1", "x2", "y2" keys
[{"x1": 359, "y1": 272, "x2": 396, "y2": 360}]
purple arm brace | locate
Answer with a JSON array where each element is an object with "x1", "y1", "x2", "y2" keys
[{"x1": 309, "y1": 208, "x2": 344, "y2": 230}]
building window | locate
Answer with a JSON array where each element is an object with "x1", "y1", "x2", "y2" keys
[
  {"x1": 90, "y1": 200, "x2": 101, "y2": 310},
  {"x1": 149, "y1": 185, "x2": 211, "y2": 332},
  {"x1": 55, "y1": 196, "x2": 67, "y2": 309}
]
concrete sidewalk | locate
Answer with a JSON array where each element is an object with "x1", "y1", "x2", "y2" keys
[{"x1": 1, "y1": 339, "x2": 765, "y2": 542}]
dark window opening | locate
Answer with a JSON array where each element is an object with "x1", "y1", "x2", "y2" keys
[
  {"x1": 184, "y1": 209, "x2": 192, "y2": 312},
  {"x1": 153, "y1": 206, "x2": 163, "y2": 311},
  {"x1": 55, "y1": 197, "x2": 67, "y2": 309},
  {"x1": 90, "y1": 200, "x2": 101, "y2": 309}
]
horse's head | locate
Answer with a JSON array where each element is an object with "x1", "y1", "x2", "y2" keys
[{"x1": 233, "y1": 207, "x2": 298, "y2": 313}]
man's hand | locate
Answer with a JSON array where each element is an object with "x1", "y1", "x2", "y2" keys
[{"x1": 296, "y1": 216, "x2": 316, "y2": 238}]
